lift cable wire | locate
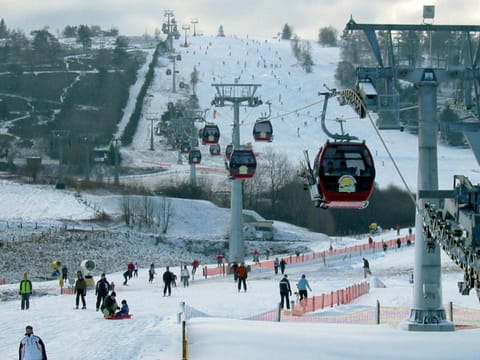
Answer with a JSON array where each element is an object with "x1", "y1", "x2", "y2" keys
[{"x1": 362, "y1": 102, "x2": 420, "y2": 213}]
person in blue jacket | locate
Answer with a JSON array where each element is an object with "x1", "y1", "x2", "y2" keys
[
  {"x1": 296, "y1": 274, "x2": 312, "y2": 301},
  {"x1": 116, "y1": 299, "x2": 129, "y2": 316}
]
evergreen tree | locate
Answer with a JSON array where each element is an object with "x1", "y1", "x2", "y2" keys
[
  {"x1": 0, "y1": 18, "x2": 9, "y2": 38},
  {"x1": 281, "y1": 24, "x2": 292, "y2": 40},
  {"x1": 318, "y1": 26, "x2": 338, "y2": 47},
  {"x1": 217, "y1": 25, "x2": 225, "y2": 37},
  {"x1": 77, "y1": 25, "x2": 92, "y2": 50},
  {"x1": 62, "y1": 25, "x2": 77, "y2": 38},
  {"x1": 31, "y1": 28, "x2": 61, "y2": 61}
]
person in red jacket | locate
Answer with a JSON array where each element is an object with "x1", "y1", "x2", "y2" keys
[
  {"x1": 236, "y1": 263, "x2": 248, "y2": 292},
  {"x1": 191, "y1": 260, "x2": 199, "y2": 280},
  {"x1": 216, "y1": 253, "x2": 223, "y2": 267}
]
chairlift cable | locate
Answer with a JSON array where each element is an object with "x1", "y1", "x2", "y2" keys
[{"x1": 363, "y1": 105, "x2": 420, "y2": 213}]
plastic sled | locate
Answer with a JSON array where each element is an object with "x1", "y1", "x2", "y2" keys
[{"x1": 104, "y1": 314, "x2": 133, "y2": 320}]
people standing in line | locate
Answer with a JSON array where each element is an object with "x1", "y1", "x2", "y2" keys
[
  {"x1": 133, "y1": 262, "x2": 139, "y2": 277},
  {"x1": 279, "y1": 258, "x2": 287, "y2": 275},
  {"x1": 362, "y1": 258, "x2": 371, "y2": 278},
  {"x1": 95, "y1": 273, "x2": 110, "y2": 312},
  {"x1": 19, "y1": 325, "x2": 47, "y2": 360},
  {"x1": 61, "y1": 264, "x2": 68, "y2": 282},
  {"x1": 162, "y1": 266, "x2": 174, "y2": 296},
  {"x1": 191, "y1": 259, "x2": 199, "y2": 280},
  {"x1": 236, "y1": 262, "x2": 248, "y2": 292},
  {"x1": 181, "y1": 265, "x2": 190, "y2": 288},
  {"x1": 102, "y1": 291, "x2": 119, "y2": 316},
  {"x1": 19, "y1": 272, "x2": 32, "y2": 310},
  {"x1": 230, "y1": 261, "x2": 239, "y2": 282},
  {"x1": 296, "y1": 274, "x2": 312, "y2": 301},
  {"x1": 74, "y1": 271, "x2": 87, "y2": 309},
  {"x1": 273, "y1": 258, "x2": 280, "y2": 274},
  {"x1": 148, "y1": 263, "x2": 156, "y2": 283},
  {"x1": 279, "y1": 274, "x2": 292, "y2": 309}
]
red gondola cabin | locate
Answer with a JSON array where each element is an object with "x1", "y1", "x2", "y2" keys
[
  {"x1": 201, "y1": 124, "x2": 220, "y2": 145},
  {"x1": 229, "y1": 146, "x2": 257, "y2": 179},
  {"x1": 252, "y1": 119, "x2": 273, "y2": 142},
  {"x1": 314, "y1": 141, "x2": 375, "y2": 209}
]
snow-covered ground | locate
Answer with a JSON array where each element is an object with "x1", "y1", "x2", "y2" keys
[
  {"x1": 1, "y1": 33, "x2": 480, "y2": 359},
  {"x1": 1, "y1": 228, "x2": 479, "y2": 359}
]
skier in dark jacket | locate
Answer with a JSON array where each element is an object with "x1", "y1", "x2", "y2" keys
[
  {"x1": 148, "y1": 263, "x2": 156, "y2": 283},
  {"x1": 279, "y1": 274, "x2": 292, "y2": 309},
  {"x1": 362, "y1": 258, "x2": 371, "y2": 278},
  {"x1": 61, "y1": 265, "x2": 68, "y2": 281},
  {"x1": 95, "y1": 273, "x2": 110, "y2": 311},
  {"x1": 279, "y1": 258, "x2": 287, "y2": 275},
  {"x1": 74, "y1": 271, "x2": 87, "y2": 309},
  {"x1": 102, "y1": 291, "x2": 119, "y2": 316},
  {"x1": 163, "y1": 267, "x2": 174, "y2": 296}
]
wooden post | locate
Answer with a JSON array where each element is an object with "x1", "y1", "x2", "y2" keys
[{"x1": 376, "y1": 300, "x2": 381, "y2": 324}]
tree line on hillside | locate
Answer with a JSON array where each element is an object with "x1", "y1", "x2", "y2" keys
[{"x1": 0, "y1": 18, "x2": 150, "y2": 178}]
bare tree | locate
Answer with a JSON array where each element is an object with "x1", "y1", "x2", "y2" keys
[
  {"x1": 121, "y1": 195, "x2": 133, "y2": 226},
  {"x1": 142, "y1": 196, "x2": 154, "y2": 226},
  {"x1": 156, "y1": 196, "x2": 172, "y2": 234},
  {"x1": 257, "y1": 148, "x2": 294, "y2": 218}
]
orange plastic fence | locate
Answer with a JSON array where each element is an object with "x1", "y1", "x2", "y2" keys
[
  {"x1": 61, "y1": 287, "x2": 74, "y2": 295},
  {"x1": 0, "y1": 277, "x2": 6, "y2": 285},
  {"x1": 246, "y1": 281, "x2": 370, "y2": 321},
  {"x1": 279, "y1": 304, "x2": 480, "y2": 328},
  {"x1": 202, "y1": 234, "x2": 415, "y2": 278}
]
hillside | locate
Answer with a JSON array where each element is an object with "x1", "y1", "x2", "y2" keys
[
  {"x1": 118, "y1": 34, "x2": 479, "y2": 194},
  {"x1": 0, "y1": 181, "x2": 329, "y2": 283}
]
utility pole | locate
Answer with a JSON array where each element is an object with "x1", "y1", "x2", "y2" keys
[
  {"x1": 146, "y1": 114, "x2": 158, "y2": 151},
  {"x1": 191, "y1": 18, "x2": 199, "y2": 36},
  {"x1": 51, "y1": 130, "x2": 70, "y2": 189},
  {"x1": 182, "y1": 24, "x2": 190, "y2": 47},
  {"x1": 211, "y1": 83, "x2": 262, "y2": 263}
]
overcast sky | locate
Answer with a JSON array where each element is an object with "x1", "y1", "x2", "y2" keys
[{"x1": 1, "y1": 0, "x2": 480, "y2": 39}]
